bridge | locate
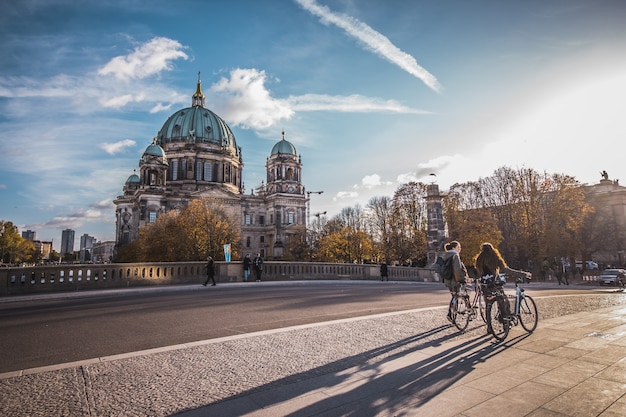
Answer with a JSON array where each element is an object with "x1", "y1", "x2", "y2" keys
[{"x1": 0, "y1": 261, "x2": 438, "y2": 296}]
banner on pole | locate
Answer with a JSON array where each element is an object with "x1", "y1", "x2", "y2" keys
[{"x1": 223, "y1": 244, "x2": 231, "y2": 262}]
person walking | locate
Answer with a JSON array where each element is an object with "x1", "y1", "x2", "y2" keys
[
  {"x1": 243, "y1": 254, "x2": 251, "y2": 282},
  {"x1": 380, "y1": 261, "x2": 388, "y2": 281},
  {"x1": 556, "y1": 266, "x2": 564, "y2": 285},
  {"x1": 203, "y1": 255, "x2": 216, "y2": 286},
  {"x1": 441, "y1": 241, "x2": 468, "y2": 323},
  {"x1": 253, "y1": 253, "x2": 263, "y2": 282}
]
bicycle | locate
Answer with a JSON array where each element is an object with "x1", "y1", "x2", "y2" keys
[
  {"x1": 471, "y1": 277, "x2": 487, "y2": 323},
  {"x1": 449, "y1": 278, "x2": 486, "y2": 332},
  {"x1": 485, "y1": 276, "x2": 538, "y2": 341}
]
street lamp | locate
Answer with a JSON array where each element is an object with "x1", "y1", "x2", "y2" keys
[{"x1": 306, "y1": 190, "x2": 323, "y2": 228}]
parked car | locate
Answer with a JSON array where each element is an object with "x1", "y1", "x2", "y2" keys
[{"x1": 598, "y1": 269, "x2": 625, "y2": 286}]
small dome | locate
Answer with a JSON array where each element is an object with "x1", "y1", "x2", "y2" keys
[
  {"x1": 143, "y1": 142, "x2": 165, "y2": 157},
  {"x1": 126, "y1": 173, "x2": 140, "y2": 183},
  {"x1": 271, "y1": 138, "x2": 297, "y2": 155},
  {"x1": 141, "y1": 141, "x2": 168, "y2": 165}
]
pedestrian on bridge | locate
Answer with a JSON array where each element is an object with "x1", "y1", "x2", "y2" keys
[
  {"x1": 203, "y1": 255, "x2": 216, "y2": 286},
  {"x1": 243, "y1": 254, "x2": 251, "y2": 281},
  {"x1": 380, "y1": 261, "x2": 388, "y2": 281},
  {"x1": 253, "y1": 253, "x2": 263, "y2": 282}
]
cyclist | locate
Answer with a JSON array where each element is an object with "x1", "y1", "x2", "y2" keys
[
  {"x1": 442, "y1": 240, "x2": 469, "y2": 322},
  {"x1": 474, "y1": 242, "x2": 532, "y2": 332},
  {"x1": 473, "y1": 242, "x2": 532, "y2": 283}
]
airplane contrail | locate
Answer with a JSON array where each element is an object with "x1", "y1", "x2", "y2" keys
[{"x1": 294, "y1": 0, "x2": 442, "y2": 93}]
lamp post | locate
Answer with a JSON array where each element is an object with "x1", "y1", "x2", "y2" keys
[
  {"x1": 308, "y1": 211, "x2": 327, "y2": 261},
  {"x1": 306, "y1": 190, "x2": 323, "y2": 228}
]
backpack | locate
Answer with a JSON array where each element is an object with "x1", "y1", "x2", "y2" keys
[{"x1": 436, "y1": 255, "x2": 454, "y2": 281}]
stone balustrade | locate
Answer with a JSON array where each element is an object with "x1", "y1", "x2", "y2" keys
[{"x1": 0, "y1": 262, "x2": 438, "y2": 296}]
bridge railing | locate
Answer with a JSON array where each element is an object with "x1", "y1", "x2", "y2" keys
[{"x1": 0, "y1": 262, "x2": 439, "y2": 296}]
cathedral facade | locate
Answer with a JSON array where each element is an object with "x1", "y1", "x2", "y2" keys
[{"x1": 113, "y1": 78, "x2": 307, "y2": 260}]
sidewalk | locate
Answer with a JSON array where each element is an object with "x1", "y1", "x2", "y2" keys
[{"x1": 1, "y1": 295, "x2": 626, "y2": 416}]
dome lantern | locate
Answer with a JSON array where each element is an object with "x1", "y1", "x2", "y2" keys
[{"x1": 192, "y1": 71, "x2": 205, "y2": 108}]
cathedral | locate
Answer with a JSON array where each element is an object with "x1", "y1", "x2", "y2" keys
[{"x1": 113, "y1": 76, "x2": 307, "y2": 260}]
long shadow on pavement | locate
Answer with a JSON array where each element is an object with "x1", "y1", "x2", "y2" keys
[{"x1": 174, "y1": 321, "x2": 528, "y2": 416}]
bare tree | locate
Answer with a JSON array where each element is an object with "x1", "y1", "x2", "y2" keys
[
  {"x1": 366, "y1": 196, "x2": 393, "y2": 262},
  {"x1": 389, "y1": 182, "x2": 428, "y2": 265}
]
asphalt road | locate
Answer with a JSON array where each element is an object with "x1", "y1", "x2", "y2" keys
[{"x1": 0, "y1": 280, "x2": 602, "y2": 374}]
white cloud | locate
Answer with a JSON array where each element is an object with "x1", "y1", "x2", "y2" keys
[
  {"x1": 100, "y1": 94, "x2": 135, "y2": 108},
  {"x1": 210, "y1": 68, "x2": 294, "y2": 130},
  {"x1": 150, "y1": 102, "x2": 174, "y2": 113},
  {"x1": 396, "y1": 172, "x2": 418, "y2": 184},
  {"x1": 396, "y1": 155, "x2": 462, "y2": 188},
  {"x1": 334, "y1": 191, "x2": 358, "y2": 200},
  {"x1": 0, "y1": 74, "x2": 78, "y2": 99},
  {"x1": 288, "y1": 94, "x2": 430, "y2": 114},
  {"x1": 98, "y1": 37, "x2": 189, "y2": 81},
  {"x1": 208, "y1": 68, "x2": 430, "y2": 131},
  {"x1": 294, "y1": 0, "x2": 442, "y2": 92},
  {"x1": 358, "y1": 174, "x2": 392, "y2": 189},
  {"x1": 414, "y1": 155, "x2": 459, "y2": 178},
  {"x1": 99, "y1": 139, "x2": 136, "y2": 155},
  {"x1": 29, "y1": 209, "x2": 109, "y2": 231},
  {"x1": 91, "y1": 199, "x2": 114, "y2": 210}
]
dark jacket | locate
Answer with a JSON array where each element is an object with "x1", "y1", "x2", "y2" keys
[
  {"x1": 206, "y1": 259, "x2": 215, "y2": 277},
  {"x1": 253, "y1": 256, "x2": 263, "y2": 270},
  {"x1": 441, "y1": 250, "x2": 466, "y2": 285}
]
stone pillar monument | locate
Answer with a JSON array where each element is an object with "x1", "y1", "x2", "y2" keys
[{"x1": 426, "y1": 183, "x2": 447, "y2": 265}]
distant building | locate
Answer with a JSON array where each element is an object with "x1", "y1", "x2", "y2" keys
[
  {"x1": 584, "y1": 174, "x2": 626, "y2": 266},
  {"x1": 92, "y1": 241, "x2": 115, "y2": 263},
  {"x1": 60, "y1": 229, "x2": 75, "y2": 256},
  {"x1": 22, "y1": 230, "x2": 36, "y2": 240},
  {"x1": 80, "y1": 234, "x2": 96, "y2": 263},
  {"x1": 33, "y1": 240, "x2": 53, "y2": 261},
  {"x1": 114, "y1": 76, "x2": 307, "y2": 260}
]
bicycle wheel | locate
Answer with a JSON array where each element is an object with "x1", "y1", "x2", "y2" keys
[
  {"x1": 486, "y1": 297, "x2": 509, "y2": 341},
  {"x1": 477, "y1": 293, "x2": 487, "y2": 323},
  {"x1": 518, "y1": 295, "x2": 538, "y2": 333},
  {"x1": 453, "y1": 295, "x2": 471, "y2": 331}
]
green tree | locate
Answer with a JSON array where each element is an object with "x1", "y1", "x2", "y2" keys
[
  {"x1": 115, "y1": 199, "x2": 240, "y2": 262},
  {"x1": 317, "y1": 226, "x2": 374, "y2": 263},
  {"x1": 540, "y1": 174, "x2": 592, "y2": 262},
  {"x1": 445, "y1": 184, "x2": 503, "y2": 266},
  {"x1": 0, "y1": 221, "x2": 42, "y2": 265}
]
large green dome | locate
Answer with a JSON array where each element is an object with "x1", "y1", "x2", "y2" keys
[{"x1": 155, "y1": 78, "x2": 239, "y2": 156}]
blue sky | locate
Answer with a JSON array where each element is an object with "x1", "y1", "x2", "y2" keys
[{"x1": 1, "y1": 0, "x2": 625, "y2": 251}]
